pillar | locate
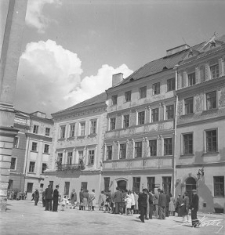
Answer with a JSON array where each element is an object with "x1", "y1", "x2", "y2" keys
[{"x1": 0, "y1": 0, "x2": 28, "y2": 211}]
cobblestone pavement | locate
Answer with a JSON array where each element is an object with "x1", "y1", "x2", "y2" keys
[{"x1": 0, "y1": 201, "x2": 224, "y2": 235}]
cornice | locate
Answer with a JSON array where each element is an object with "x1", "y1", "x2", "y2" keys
[
  {"x1": 0, "y1": 126, "x2": 19, "y2": 137},
  {"x1": 103, "y1": 156, "x2": 173, "y2": 163},
  {"x1": 26, "y1": 132, "x2": 52, "y2": 142},
  {"x1": 30, "y1": 115, "x2": 53, "y2": 124},
  {"x1": 176, "y1": 161, "x2": 225, "y2": 168},
  {"x1": 102, "y1": 168, "x2": 173, "y2": 175}
]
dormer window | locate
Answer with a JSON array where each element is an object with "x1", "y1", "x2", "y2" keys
[{"x1": 112, "y1": 95, "x2": 117, "y2": 105}]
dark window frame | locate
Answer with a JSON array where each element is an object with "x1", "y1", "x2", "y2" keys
[
  {"x1": 149, "y1": 140, "x2": 157, "y2": 156},
  {"x1": 210, "y1": 64, "x2": 219, "y2": 79},
  {"x1": 185, "y1": 97, "x2": 194, "y2": 114},
  {"x1": 214, "y1": 176, "x2": 224, "y2": 197},
  {"x1": 183, "y1": 133, "x2": 193, "y2": 154},
  {"x1": 188, "y1": 73, "x2": 196, "y2": 86},
  {"x1": 152, "y1": 82, "x2": 160, "y2": 95},
  {"x1": 164, "y1": 138, "x2": 173, "y2": 156},
  {"x1": 167, "y1": 78, "x2": 175, "y2": 91},
  {"x1": 88, "y1": 150, "x2": 95, "y2": 165},
  {"x1": 120, "y1": 143, "x2": 126, "y2": 159},
  {"x1": 206, "y1": 129, "x2": 217, "y2": 153},
  {"x1": 112, "y1": 95, "x2": 118, "y2": 105},
  {"x1": 138, "y1": 111, "x2": 145, "y2": 125},
  {"x1": 135, "y1": 142, "x2": 142, "y2": 158},
  {"x1": 125, "y1": 91, "x2": 131, "y2": 102},
  {"x1": 10, "y1": 157, "x2": 16, "y2": 170},
  {"x1": 206, "y1": 91, "x2": 217, "y2": 110},
  {"x1": 110, "y1": 117, "x2": 116, "y2": 130},
  {"x1": 106, "y1": 146, "x2": 112, "y2": 160},
  {"x1": 152, "y1": 108, "x2": 159, "y2": 122},
  {"x1": 123, "y1": 114, "x2": 130, "y2": 128},
  {"x1": 139, "y1": 86, "x2": 147, "y2": 99},
  {"x1": 166, "y1": 105, "x2": 174, "y2": 120},
  {"x1": 29, "y1": 161, "x2": 35, "y2": 173}
]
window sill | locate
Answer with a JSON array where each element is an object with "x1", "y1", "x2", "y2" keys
[
  {"x1": 88, "y1": 133, "x2": 97, "y2": 138},
  {"x1": 58, "y1": 138, "x2": 65, "y2": 141},
  {"x1": 180, "y1": 154, "x2": 194, "y2": 157},
  {"x1": 68, "y1": 137, "x2": 75, "y2": 140},
  {"x1": 180, "y1": 113, "x2": 194, "y2": 119},
  {"x1": 77, "y1": 136, "x2": 85, "y2": 139},
  {"x1": 202, "y1": 151, "x2": 219, "y2": 156},
  {"x1": 43, "y1": 152, "x2": 50, "y2": 155},
  {"x1": 28, "y1": 172, "x2": 35, "y2": 174},
  {"x1": 201, "y1": 108, "x2": 218, "y2": 115},
  {"x1": 30, "y1": 150, "x2": 38, "y2": 153}
]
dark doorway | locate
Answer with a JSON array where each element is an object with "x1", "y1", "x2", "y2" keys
[
  {"x1": 117, "y1": 180, "x2": 127, "y2": 191},
  {"x1": 186, "y1": 177, "x2": 196, "y2": 203}
]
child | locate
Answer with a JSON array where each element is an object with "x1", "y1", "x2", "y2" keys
[
  {"x1": 104, "y1": 195, "x2": 110, "y2": 213},
  {"x1": 60, "y1": 196, "x2": 67, "y2": 211},
  {"x1": 125, "y1": 195, "x2": 132, "y2": 215}
]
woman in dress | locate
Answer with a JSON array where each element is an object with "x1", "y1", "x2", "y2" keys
[
  {"x1": 53, "y1": 185, "x2": 59, "y2": 212},
  {"x1": 70, "y1": 189, "x2": 77, "y2": 209},
  {"x1": 169, "y1": 193, "x2": 175, "y2": 216},
  {"x1": 83, "y1": 189, "x2": 89, "y2": 210}
]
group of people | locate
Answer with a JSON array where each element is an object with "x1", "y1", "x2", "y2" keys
[{"x1": 79, "y1": 189, "x2": 96, "y2": 211}]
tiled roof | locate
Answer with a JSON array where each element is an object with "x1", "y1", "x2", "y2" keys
[{"x1": 53, "y1": 92, "x2": 107, "y2": 115}]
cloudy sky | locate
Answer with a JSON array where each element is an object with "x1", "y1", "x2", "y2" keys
[{"x1": 15, "y1": 0, "x2": 225, "y2": 116}]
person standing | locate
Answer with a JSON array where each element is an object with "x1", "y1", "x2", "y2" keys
[
  {"x1": 52, "y1": 185, "x2": 59, "y2": 212},
  {"x1": 79, "y1": 188, "x2": 84, "y2": 210},
  {"x1": 133, "y1": 191, "x2": 139, "y2": 214},
  {"x1": 98, "y1": 191, "x2": 106, "y2": 211},
  {"x1": 45, "y1": 185, "x2": 53, "y2": 211},
  {"x1": 88, "y1": 189, "x2": 96, "y2": 211},
  {"x1": 113, "y1": 187, "x2": 122, "y2": 214},
  {"x1": 153, "y1": 188, "x2": 160, "y2": 218},
  {"x1": 138, "y1": 188, "x2": 148, "y2": 223},
  {"x1": 149, "y1": 190, "x2": 154, "y2": 219},
  {"x1": 70, "y1": 189, "x2": 77, "y2": 209},
  {"x1": 190, "y1": 189, "x2": 200, "y2": 227},
  {"x1": 83, "y1": 189, "x2": 89, "y2": 210},
  {"x1": 158, "y1": 190, "x2": 167, "y2": 219},
  {"x1": 166, "y1": 193, "x2": 170, "y2": 217},
  {"x1": 130, "y1": 190, "x2": 135, "y2": 215},
  {"x1": 176, "y1": 194, "x2": 183, "y2": 217},
  {"x1": 181, "y1": 192, "x2": 189, "y2": 222},
  {"x1": 169, "y1": 193, "x2": 175, "y2": 216},
  {"x1": 34, "y1": 189, "x2": 39, "y2": 206}
]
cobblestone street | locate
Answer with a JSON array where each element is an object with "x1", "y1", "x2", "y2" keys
[{"x1": 0, "y1": 201, "x2": 224, "y2": 235}]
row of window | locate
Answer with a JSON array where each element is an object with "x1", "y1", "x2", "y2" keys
[
  {"x1": 184, "y1": 90, "x2": 217, "y2": 115},
  {"x1": 106, "y1": 138, "x2": 173, "y2": 160},
  {"x1": 31, "y1": 142, "x2": 50, "y2": 154},
  {"x1": 33, "y1": 125, "x2": 51, "y2": 136},
  {"x1": 57, "y1": 150, "x2": 95, "y2": 166},
  {"x1": 109, "y1": 104, "x2": 174, "y2": 131},
  {"x1": 59, "y1": 119, "x2": 97, "y2": 139},
  {"x1": 111, "y1": 78, "x2": 175, "y2": 105}
]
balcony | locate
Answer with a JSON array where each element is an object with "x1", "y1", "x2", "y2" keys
[
  {"x1": 105, "y1": 120, "x2": 174, "y2": 139},
  {"x1": 103, "y1": 156, "x2": 173, "y2": 171},
  {"x1": 56, "y1": 160, "x2": 85, "y2": 171}
]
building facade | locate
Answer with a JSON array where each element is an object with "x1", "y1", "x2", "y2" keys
[
  {"x1": 175, "y1": 36, "x2": 225, "y2": 213},
  {"x1": 102, "y1": 45, "x2": 190, "y2": 195},
  {"x1": 43, "y1": 93, "x2": 107, "y2": 200},
  {"x1": 24, "y1": 111, "x2": 54, "y2": 199}
]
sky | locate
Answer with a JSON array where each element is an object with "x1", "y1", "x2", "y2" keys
[{"x1": 14, "y1": 0, "x2": 225, "y2": 117}]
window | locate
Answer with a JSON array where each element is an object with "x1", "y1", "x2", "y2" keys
[
  {"x1": 67, "y1": 152, "x2": 73, "y2": 165},
  {"x1": 78, "y1": 151, "x2": 83, "y2": 159},
  {"x1": 138, "y1": 111, "x2": 145, "y2": 125},
  {"x1": 90, "y1": 120, "x2": 97, "y2": 134},
  {"x1": 167, "y1": 78, "x2": 175, "y2": 91},
  {"x1": 69, "y1": 124, "x2": 75, "y2": 137},
  {"x1": 206, "y1": 91, "x2": 217, "y2": 110},
  {"x1": 125, "y1": 91, "x2": 131, "y2": 102},
  {"x1": 31, "y1": 142, "x2": 37, "y2": 152},
  {"x1": 27, "y1": 183, "x2": 33, "y2": 193},
  {"x1": 188, "y1": 73, "x2": 196, "y2": 86},
  {"x1": 133, "y1": 177, "x2": 141, "y2": 193},
  {"x1": 10, "y1": 157, "x2": 16, "y2": 170},
  {"x1": 45, "y1": 127, "x2": 50, "y2": 136},
  {"x1": 104, "y1": 177, "x2": 110, "y2": 192},
  {"x1": 210, "y1": 64, "x2": 219, "y2": 79},
  {"x1": 29, "y1": 161, "x2": 35, "y2": 173},
  {"x1": 112, "y1": 95, "x2": 117, "y2": 105},
  {"x1": 81, "y1": 182, "x2": 87, "y2": 191},
  {"x1": 152, "y1": 82, "x2": 160, "y2": 95},
  {"x1": 123, "y1": 115, "x2": 129, "y2": 128},
  {"x1": 214, "y1": 176, "x2": 224, "y2": 197},
  {"x1": 147, "y1": 177, "x2": 155, "y2": 192},
  {"x1": 58, "y1": 153, "x2": 63, "y2": 163},
  {"x1": 42, "y1": 163, "x2": 47, "y2": 173},
  {"x1": 162, "y1": 177, "x2": 171, "y2": 195},
  {"x1": 79, "y1": 122, "x2": 85, "y2": 136},
  {"x1": 139, "y1": 86, "x2": 147, "y2": 99},
  {"x1": 149, "y1": 140, "x2": 157, "y2": 156},
  {"x1": 59, "y1": 126, "x2": 66, "y2": 139},
  {"x1": 120, "y1": 143, "x2": 126, "y2": 159},
  {"x1": 164, "y1": 138, "x2": 173, "y2": 155},
  {"x1": 185, "y1": 97, "x2": 193, "y2": 114},
  {"x1": 110, "y1": 118, "x2": 116, "y2": 130},
  {"x1": 44, "y1": 144, "x2": 49, "y2": 154},
  {"x1": 151, "y1": 108, "x2": 159, "y2": 122},
  {"x1": 183, "y1": 134, "x2": 193, "y2": 154},
  {"x1": 33, "y1": 125, "x2": 39, "y2": 134},
  {"x1": 106, "y1": 146, "x2": 112, "y2": 160},
  {"x1": 13, "y1": 136, "x2": 19, "y2": 148},
  {"x1": 64, "y1": 182, "x2": 70, "y2": 196},
  {"x1": 88, "y1": 150, "x2": 95, "y2": 165},
  {"x1": 166, "y1": 105, "x2": 174, "y2": 120},
  {"x1": 206, "y1": 130, "x2": 217, "y2": 152},
  {"x1": 135, "y1": 142, "x2": 142, "y2": 158}
]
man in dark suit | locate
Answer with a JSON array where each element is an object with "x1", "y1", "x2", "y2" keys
[
  {"x1": 190, "y1": 189, "x2": 200, "y2": 227},
  {"x1": 138, "y1": 188, "x2": 148, "y2": 223},
  {"x1": 158, "y1": 190, "x2": 167, "y2": 219},
  {"x1": 45, "y1": 185, "x2": 53, "y2": 211},
  {"x1": 149, "y1": 190, "x2": 154, "y2": 219},
  {"x1": 113, "y1": 187, "x2": 122, "y2": 214}
]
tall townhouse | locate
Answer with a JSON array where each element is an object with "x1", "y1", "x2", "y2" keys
[
  {"x1": 175, "y1": 35, "x2": 225, "y2": 213},
  {"x1": 43, "y1": 93, "x2": 107, "y2": 200},
  {"x1": 102, "y1": 45, "x2": 191, "y2": 195},
  {"x1": 9, "y1": 110, "x2": 30, "y2": 193},
  {"x1": 24, "y1": 111, "x2": 53, "y2": 199}
]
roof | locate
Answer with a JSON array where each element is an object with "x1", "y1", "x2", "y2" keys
[
  {"x1": 52, "y1": 92, "x2": 107, "y2": 116},
  {"x1": 120, "y1": 42, "x2": 204, "y2": 86}
]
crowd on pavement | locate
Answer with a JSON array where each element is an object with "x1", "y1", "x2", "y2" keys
[{"x1": 30, "y1": 185, "x2": 201, "y2": 228}]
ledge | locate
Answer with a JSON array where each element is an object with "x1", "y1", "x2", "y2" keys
[
  {"x1": 88, "y1": 133, "x2": 97, "y2": 138},
  {"x1": 202, "y1": 151, "x2": 219, "y2": 157},
  {"x1": 77, "y1": 136, "x2": 85, "y2": 139},
  {"x1": 180, "y1": 154, "x2": 194, "y2": 158}
]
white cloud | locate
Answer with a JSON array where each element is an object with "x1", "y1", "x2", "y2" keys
[
  {"x1": 25, "y1": 0, "x2": 61, "y2": 33},
  {"x1": 15, "y1": 40, "x2": 133, "y2": 116}
]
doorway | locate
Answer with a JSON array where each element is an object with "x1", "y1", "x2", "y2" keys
[
  {"x1": 186, "y1": 177, "x2": 196, "y2": 203},
  {"x1": 117, "y1": 180, "x2": 127, "y2": 191}
]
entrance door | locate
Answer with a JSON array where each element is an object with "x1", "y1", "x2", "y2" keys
[
  {"x1": 186, "y1": 177, "x2": 196, "y2": 203},
  {"x1": 117, "y1": 180, "x2": 127, "y2": 191}
]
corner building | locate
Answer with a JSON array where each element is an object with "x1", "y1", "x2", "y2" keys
[
  {"x1": 175, "y1": 36, "x2": 225, "y2": 213},
  {"x1": 102, "y1": 45, "x2": 190, "y2": 195}
]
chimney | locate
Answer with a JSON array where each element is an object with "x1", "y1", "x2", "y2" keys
[
  {"x1": 166, "y1": 44, "x2": 190, "y2": 56},
  {"x1": 112, "y1": 73, "x2": 123, "y2": 87}
]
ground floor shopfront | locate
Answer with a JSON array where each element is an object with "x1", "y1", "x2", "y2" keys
[{"x1": 176, "y1": 163, "x2": 225, "y2": 213}]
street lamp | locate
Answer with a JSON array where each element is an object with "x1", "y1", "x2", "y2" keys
[{"x1": 197, "y1": 167, "x2": 204, "y2": 180}]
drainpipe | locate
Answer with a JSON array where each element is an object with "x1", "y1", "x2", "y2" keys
[{"x1": 173, "y1": 65, "x2": 179, "y2": 197}]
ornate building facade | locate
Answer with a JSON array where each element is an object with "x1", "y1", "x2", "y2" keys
[
  {"x1": 43, "y1": 93, "x2": 107, "y2": 199},
  {"x1": 175, "y1": 35, "x2": 225, "y2": 213}
]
